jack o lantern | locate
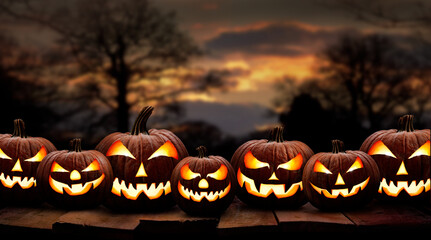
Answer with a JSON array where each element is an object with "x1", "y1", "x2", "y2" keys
[
  {"x1": 95, "y1": 106, "x2": 188, "y2": 211},
  {"x1": 0, "y1": 119, "x2": 56, "y2": 205},
  {"x1": 360, "y1": 115, "x2": 430, "y2": 201},
  {"x1": 36, "y1": 139, "x2": 113, "y2": 209},
  {"x1": 231, "y1": 126, "x2": 314, "y2": 209},
  {"x1": 171, "y1": 146, "x2": 236, "y2": 216},
  {"x1": 303, "y1": 140, "x2": 380, "y2": 211}
]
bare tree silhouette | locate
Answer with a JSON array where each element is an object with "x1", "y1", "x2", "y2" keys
[{"x1": 0, "y1": 0, "x2": 210, "y2": 132}]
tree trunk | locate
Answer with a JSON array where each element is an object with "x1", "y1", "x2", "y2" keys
[{"x1": 116, "y1": 74, "x2": 129, "y2": 132}]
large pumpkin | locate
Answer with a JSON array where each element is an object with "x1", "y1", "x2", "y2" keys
[
  {"x1": 96, "y1": 106, "x2": 189, "y2": 211},
  {"x1": 171, "y1": 146, "x2": 236, "y2": 216},
  {"x1": 0, "y1": 119, "x2": 56, "y2": 205},
  {"x1": 36, "y1": 139, "x2": 113, "y2": 209},
  {"x1": 303, "y1": 140, "x2": 380, "y2": 211},
  {"x1": 231, "y1": 126, "x2": 314, "y2": 208},
  {"x1": 360, "y1": 115, "x2": 430, "y2": 201}
]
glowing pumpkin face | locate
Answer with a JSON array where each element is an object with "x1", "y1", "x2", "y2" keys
[
  {"x1": 36, "y1": 139, "x2": 113, "y2": 209},
  {"x1": 95, "y1": 106, "x2": 188, "y2": 211},
  {"x1": 107, "y1": 139, "x2": 179, "y2": 201},
  {"x1": 0, "y1": 119, "x2": 56, "y2": 205},
  {"x1": 171, "y1": 146, "x2": 236, "y2": 216},
  {"x1": 303, "y1": 140, "x2": 380, "y2": 211},
  {"x1": 360, "y1": 115, "x2": 430, "y2": 201},
  {"x1": 231, "y1": 126, "x2": 314, "y2": 208}
]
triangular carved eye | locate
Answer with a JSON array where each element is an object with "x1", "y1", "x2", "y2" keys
[
  {"x1": 25, "y1": 146, "x2": 47, "y2": 162},
  {"x1": 244, "y1": 151, "x2": 269, "y2": 169},
  {"x1": 346, "y1": 157, "x2": 363, "y2": 173},
  {"x1": 106, "y1": 140, "x2": 136, "y2": 159},
  {"x1": 313, "y1": 160, "x2": 332, "y2": 174},
  {"x1": 277, "y1": 153, "x2": 303, "y2": 171},
  {"x1": 82, "y1": 160, "x2": 101, "y2": 172},
  {"x1": 408, "y1": 140, "x2": 430, "y2": 159},
  {"x1": 0, "y1": 148, "x2": 12, "y2": 160},
  {"x1": 207, "y1": 165, "x2": 228, "y2": 180},
  {"x1": 180, "y1": 164, "x2": 200, "y2": 180},
  {"x1": 148, "y1": 141, "x2": 178, "y2": 160},
  {"x1": 368, "y1": 141, "x2": 396, "y2": 158}
]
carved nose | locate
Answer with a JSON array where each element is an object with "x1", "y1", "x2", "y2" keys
[
  {"x1": 12, "y1": 160, "x2": 23, "y2": 172},
  {"x1": 268, "y1": 172, "x2": 279, "y2": 180},
  {"x1": 70, "y1": 170, "x2": 81, "y2": 180},
  {"x1": 198, "y1": 179, "x2": 209, "y2": 189},
  {"x1": 335, "y1": 173, "x2": 345, "y2": 185}
]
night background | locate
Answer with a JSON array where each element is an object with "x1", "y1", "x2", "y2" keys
[{"x1": 0, "y1": 0, "x2": 430, "y2": 159}]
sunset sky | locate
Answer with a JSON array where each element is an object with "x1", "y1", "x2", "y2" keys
[
  {"x1": 153, "y1": 0, "x2": 398, "y2": 108},
  {"x1": 2, "y1": 0, "x2": 422, "y2": 138}
]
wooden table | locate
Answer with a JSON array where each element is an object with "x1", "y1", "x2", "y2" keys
[{"x1": 1, "y1": 198, "x2": 431, "y2": 238}]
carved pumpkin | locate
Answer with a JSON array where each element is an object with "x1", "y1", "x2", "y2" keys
[
  {"x1": 231, "y1": 126, "x2": 314, "y2": 208},
  {"x1": 171, "y1": 146, "x2": 236, "y2": 216},
  {"x1": 95, "y1": 106, "x2": 188, "y2": 211},
  {"x1": 36, "y1": 139, "x2": 113, "y2": 209},
  {"x1": 0, "y1": 119, "x2": 56, "y2": 205},
  {"x1": 360, "y1": 115, "x2": 430, "y2": 201},
  {"x1": 303, "y1": 140, "x2": 380, "y2": 211}
]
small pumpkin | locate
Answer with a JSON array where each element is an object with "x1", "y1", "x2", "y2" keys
[
  {"x1": 36, "y1": 138, "x2": 113, "y2": 209},
  {"x1": 95, "y1": 106, "x2": 189, "y2": 211},
  {"x1": 0, "y1": 119, "x2": 56, "y2": 205},
  {"x1": 360, "y1": 115, "x2": 430, "y2": 201},
  {"x1": 171, "y1": 146, "x2": 236, "y2": 216},
  {"x1": 303, "y1": 140, "x2": 380, "y2": 211},
  {"x1": 231, "y1": 126, "x2": 314, "y2": 209}
]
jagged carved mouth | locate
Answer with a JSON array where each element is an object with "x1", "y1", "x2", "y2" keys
[
  {"x1": 178, "y1": 181, "x2": 231, "y2": 202},
  {"x1": 379, "y1": 178, "x2": 430, "y2": 197},
  {"x1": 0, "y1": 173, "x2": 36, "y2": 189},
  {"x1": 237, "y1": 169, "x2": 302, "y2": 198},
  {"x1": 310, "y1": 177, "x2": 370, "y2": 199},
  {"x1": 49, "y1": 174, "x2": 105, "y2": 196},
  {"x1": 111, "y1": 178, "x2": 171, "y2": 200}
]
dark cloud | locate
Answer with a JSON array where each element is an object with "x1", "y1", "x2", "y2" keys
[{"x1": 205, "y1": 22, "x2": 359, "y2": 57}]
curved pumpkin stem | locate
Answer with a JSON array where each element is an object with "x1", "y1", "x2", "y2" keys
[
  {"x1": 332, "y1": 139, "x2": 344, "y2": 153},
  {"x1": 269, "y1": 126, "x2": 284, "y2": 143},
  {"x1": 70, "y1": 138, "x2": 82, "y2": 152},
  {"x1": 196, "y1": 146, "x2": 208, "y2": 158},
  {"x1": 131, "y1": 106, "x2": 154, "y2": 135},
  {"x1": 12, "y1": 119, "x2": 27, "y2": 138},
  {"x1": 397, "y1": 114, "x2": 415, "y2": 132}
]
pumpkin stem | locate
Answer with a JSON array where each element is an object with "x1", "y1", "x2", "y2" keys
[
  {"x1": 12, "y1": 119, "x2": 27, "y2": 138},
  {"x1": 397, "y1": 114, "x2": 415, "y2": 132},
  {"x1": 131, "y1": 106, "x2": 154, "y2": 135},
  {"x1": 269, "y1": 126, "x2": 284, "y2": 143},
  {"x1": 332, "y1": 139, "x2": 344, "y2": 153},
  {"x1": 196, "y1": 146, "x2": 208, "y2": 158},
  {"x1": 70, "y1": 138, "x2": 82, "y2": 152}
]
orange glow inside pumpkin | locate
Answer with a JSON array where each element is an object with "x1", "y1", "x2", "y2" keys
[
  {"x1": 368, "y1": 140, "x2": 396, "y2": 158},
  {"x1": 148, "y1": 141, "x2": 179, "y2": 160},
  {"x1": 49, "y1": 160, "x2": 105, "y2": 196},
  {"x1": 244, "y1": 151, "x2": 269, "y2": 169},
  {"x1": 106, "y1": 140, "x2": 136, "y2": 159},
  {"x1": 409, "y1": 140, "x2": 430, "y2": 159}
]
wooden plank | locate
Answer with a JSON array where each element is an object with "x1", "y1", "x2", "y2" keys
[
  {"x1": 217, "y1": 198, "x2": 279, "y2": 236},
  {"x1": 53, "y1": 206, "x2": 143, "y2": 240},
  {"x1": 275, "y1": 203, "x2": 355, "y2": 232},
  {"x1": 137, "y1": 205, "x2": 219, "y2": 236},
  {"x1": 0, "y1": 203, "x2": 67, "y2": 236},
  {"x1": 344, "y1": 201, "x2": 431, "y2": 232}
]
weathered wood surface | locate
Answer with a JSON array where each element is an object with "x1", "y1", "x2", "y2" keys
[{"x1": 1, "y1": 198, "x2": 431, "y2": 238}]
